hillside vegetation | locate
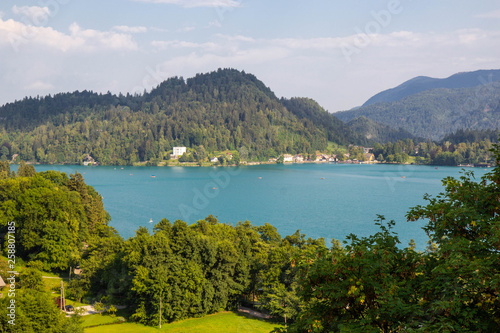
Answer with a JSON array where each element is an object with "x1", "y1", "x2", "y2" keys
[
  {"x1": 336, "y1": 82, "x2": 500, "y2": 140},
  {"x1": 0, "y1": 69, "x2": 361, "y2": 165}
]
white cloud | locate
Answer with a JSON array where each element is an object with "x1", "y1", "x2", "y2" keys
[
  {"x1": 69, "y1": 23, "x2": 139, "y2": 51},
  {"x1": 12, "y1": 5, "x2": 50, "y2": 24},
  {"x1": 207, "y1": 20, "x2": 222, "y2": 28},
  {"x1": 177, "y1": 26, "x2": 196, "y2": 32},
  {"x1": 0, "y1": 18, "x2": 138, "y2": 52},
  {"x1": 133, "y1": 0, "x2": 241, "y2": 8},
  {"x1": 475, "y1": 9, "x2": 500, "y2": 19},
  {"x1": 25, "y1": 80, "x2": 54, "y2": 90},
  {"x1": 113, "y1": 25, "x2": 148, "y2": 33},
  {"x1": 151, "y1": 40, "x2": 217, "y2": 50}
]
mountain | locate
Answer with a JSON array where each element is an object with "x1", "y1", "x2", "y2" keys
[
  {"x1": 345, "y1": 116, "x2": 416, "y2": 143},
  {"x1": 362, "y1": 69, "x2": 500, "y2": 106},
  {"x1": 335, "y1": 81, "x2": 500, "y2": 140},
  {"x1": 280, "y1": 97, "x2": 367, "y2": 145},
  {"x1": 0, "y1": 69, "x2": 362, "y2": 165}
]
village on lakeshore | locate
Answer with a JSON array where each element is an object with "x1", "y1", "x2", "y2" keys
[{"x1": 78, "y1": 145, "x2": 379, "y2": 167}]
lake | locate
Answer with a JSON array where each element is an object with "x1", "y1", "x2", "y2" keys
[{"x1": 29, "y1": 163, "x2": 489, "y2": 250}]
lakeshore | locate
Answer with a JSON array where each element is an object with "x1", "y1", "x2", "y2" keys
[{"x1": 25, "y1": 163, "x2": 490, "y2": 250}]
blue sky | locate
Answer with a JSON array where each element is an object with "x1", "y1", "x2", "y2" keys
[{"x1": 1, "y1": 0, "x2": 500, "y2": 112}]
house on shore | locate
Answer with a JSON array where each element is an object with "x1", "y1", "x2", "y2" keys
[
  {"x1": 83, "y1": 154, "x2": 97, "y2": 166},
  {"x1": 293, "y1": 154, "x2": 304, "y2": 163},
  {"x1": 283, "y1": 154, "x2": 293, "y2": 163},
  {"x1": 364, "y1": 153, "x2": 375, "y2": 162},
  {"x1": 172, "y1": 147, "x2": 187, "y2": 159}
]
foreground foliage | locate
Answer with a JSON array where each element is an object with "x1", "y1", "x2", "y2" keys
[
  {"x1": 2, "y1": 140, "x2": 500, "y2": 332},
  {"x1": 79, "y1": 216, "x2": 324, "y2": 326},
  {"x1": 291, "y1": 144, "x2": 500, "y2": 332}
]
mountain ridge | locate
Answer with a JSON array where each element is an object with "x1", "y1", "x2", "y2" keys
[
  {"x1": 336, "y1": 81, "x2": 500, "y2": 140},
  {"x1": 362, "y1": 69, "x2": 500, "y2": 106},
  {"x1": 0, "y1": 68, "x2": 363, "y2": 165}
]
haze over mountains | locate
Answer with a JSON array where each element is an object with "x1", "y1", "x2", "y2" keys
[
  {"x1": 362, "y1": 69, "x2": 500, "y2": 106},
  {"x1": 336, "y1": 69, "x2": 500, "y2": 141}
]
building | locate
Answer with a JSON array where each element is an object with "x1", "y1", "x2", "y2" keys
[
  {"x1": 210, "y1": 157, "x2": 219, "y2": 163},
  {"x1": 83, "y1": 154, "x2": 97, "y2": 166},
  {"x1": 293, "y1": 154, "x2": 304, "y2": 162},
  {"x1": 283, "y1": 154, "x2": 293, "y2": 162},
  {"x1": 365, "y1": 153, "x2": 375, "y2": 162},
  {"x1": 172, "y1": 147, "x2": 187, "y2": 157}
]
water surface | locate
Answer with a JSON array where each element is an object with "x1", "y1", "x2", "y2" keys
[{"x1": 30, "y1": 163, "x2": 489, "y2": 249}]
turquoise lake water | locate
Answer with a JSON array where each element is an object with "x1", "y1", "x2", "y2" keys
[{"x1": 29, "y1": 163, "x2": 489, "y2": 249}]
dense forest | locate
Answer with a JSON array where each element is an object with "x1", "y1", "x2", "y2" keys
[
  {"x1": 346, "y1": 116, "x2": 416, "y2": 143},
  {"x1": 366, "y1": 131, "x2": 497, "y2": 166},
  {"x1": 336, "y1": 81, "x2": 500, "y2": 140},
  {"x1": 0, "y1": 68, "x2": 498, "y2": 167},
  {"x1": 0, "y1": 69, "x2": 366, "y2": 165},
  {"x1": 1, "y1": 144, "x2": 500, "y2": 331}
]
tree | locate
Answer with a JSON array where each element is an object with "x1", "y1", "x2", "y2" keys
[
  {"x1": 292, "y1": 217, "x2": 421, "y2": 332},
  {"x1": 19, "y1": 268, "x2": 44, "y2": 291},
  {"x1": 406, "y1": 143, "x2": 500, "y2": 331},
  {"x1": 238, "y1": 146, "x2": 249, "y2": 161},
  {"x1": 232, "y1": 151, "x2": 240, "y2": 166},
  {"x1": 107, "y1": 305, "x2": 117, "y2": 317},
  {"x1": 17, "y1": 161, "x2": 36, "y2": 177},
  {"x1": 93, "y1": 301, "x2": 105, "y2": 315},
  {"x1": 0, "y1": 146, "x2": 9, "y2": 160}
]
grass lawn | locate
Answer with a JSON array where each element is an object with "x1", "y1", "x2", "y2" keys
[
  {"x1": 84, "y1": 311, "x2": 282, "y2": 333},
  {"x1": 82, "y1": 314, "x2": 124, "y2": 328}
]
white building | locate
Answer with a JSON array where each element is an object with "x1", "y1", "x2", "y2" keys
[
  {"x1": 172, "y1": 147, "x2": 187, "y2": 157},
  {"x1": 283, "y1": 154, "x2": 293, "y2": 162}
]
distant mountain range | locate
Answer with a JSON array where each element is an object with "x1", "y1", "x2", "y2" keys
[
  {"x1": 336, "y1": 70, "x2": 500, "y2": 140},
  {"x1": 1, "y1": 68, "x2": 499, "y2": 165},
  {"x1": 362, "y1": 69, "x2": 500, "y2": 106}
]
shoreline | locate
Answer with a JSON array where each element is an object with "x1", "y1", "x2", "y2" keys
[{"x1": 12, "y1": 161, "x2": 491, "y2": 168}]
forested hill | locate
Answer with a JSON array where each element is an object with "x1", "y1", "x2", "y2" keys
[
  {"x1": 362, "y1": 69, "x2": 500, "y2": 106},
  {"x1": 280, "y1": 97, "x2": 367, "y2": 145},
  {"x1": 0, "y1": 68, "x2": 361, "y2": 165},
  {"x1": 346, "y1": 116, "x2": 416, "y2": 143},
  {"x1": 335, "y1": 81, "x2": 500, "y2": 141}
]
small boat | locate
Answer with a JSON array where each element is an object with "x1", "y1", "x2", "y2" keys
[
  {"x1": 401, "y1": 176, "x2": 406, "y2": 179},
  {"x1": 320, "y1": 177, "x2": 325, "y2": 180},
  {"x1": 435, "y1": 167, "x2": 438, "y2": 169},
  {"x1": 151, "y1": 175, "x2": 156, "y2": 178},
  {"x1": 212, "y1": 187, "x2": 217, "y2": 190},
  {"x1": 149, "y1": 218, "x2": 153, "y2": 223},
  {"x1": 258, "y1": 177, "x2": 262, "y2": 179}
]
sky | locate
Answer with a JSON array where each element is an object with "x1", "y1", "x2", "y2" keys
[{"x1": 1, "y1": 0, "x2": 500, "y2": 112}]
